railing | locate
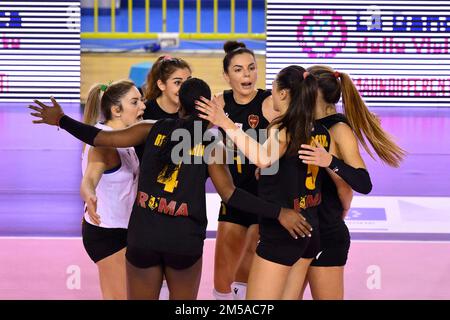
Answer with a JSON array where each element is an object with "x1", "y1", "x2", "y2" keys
[{"x1": 81, "y1": 0, "x2": 265, "y2": 40}]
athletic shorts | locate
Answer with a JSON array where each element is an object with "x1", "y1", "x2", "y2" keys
[
  {"x1": 126, "y1": 246, "x2": 202, "y2": 270},
  {"x1": 311, "y1": 225, "x2": 351, "y2": 267},
  {"x1": 218, "y1": 202, "x2": 258, "y2": 228},
  {"x1": 82, "y1": 219, "x2": 127, "y2": 263},
  {"x1": 256, "y1": 230, "x2": 320, "y2": 267}
]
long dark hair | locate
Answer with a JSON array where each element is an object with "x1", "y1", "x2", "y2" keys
[
  {"x1": 222, "y1": 40, "x2": 255, "y2": 74},
  {"x1": 157, "y1": 78, "x2": 211, "y2": 179},
  {"x1": 268, "y1": 65, "x2": 318, "y2": 155}
]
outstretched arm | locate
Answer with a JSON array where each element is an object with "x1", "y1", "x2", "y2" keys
[
  {"x1": 29, "y1": 97, "x2": 153, "y2": 148},
  {"x1": 196, "y1": 97, "x2": 286, "y2": 168}
]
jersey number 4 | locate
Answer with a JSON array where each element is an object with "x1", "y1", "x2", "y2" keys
[{"x1": 157, "y1": 164, "x2": 181, "y2": 193}]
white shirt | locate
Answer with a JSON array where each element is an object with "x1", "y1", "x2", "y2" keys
[{"x1": 81, "y1": 123, "x2": 139, "y2": 229}]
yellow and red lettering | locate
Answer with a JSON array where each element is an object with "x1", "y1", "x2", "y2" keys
[
  {"x1": 175, "y1": 203, "x2": 189, "y2": 217},
  {"x1": 158, "y1": 197, "x2": 177, "y2": 215},
  {"x1": 137, "y1": 191, "x2": 149, "y2": 208}
]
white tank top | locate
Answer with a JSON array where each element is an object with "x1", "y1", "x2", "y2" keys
[{"x1": 81, "y1": 123, "x2": 139, "y2": 229}]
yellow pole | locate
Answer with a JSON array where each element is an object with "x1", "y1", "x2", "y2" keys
[
  {"x1": 128, "y1": 0, "x2": 132, "y2": 33},
  {"x1": 231, "y1": 0, "x2": 235, "y2": 34},
  {"x1": 111, "y1": 0, "x2": 115, "y2": 32},
  {"x1": 82, "y1": 32, "x2": 265, "y2": 40},
  {"x1": 196, "y1": 0, "x2": 201, "y2": 33},
  {"x1": 248, "y1": 0, "x2": 252, "y2": 33},
  {"x1": 93, "y1": 0, "x2": 98, "y2": 32},
  {"x1": 145, "y1": 0, "x2": 149, "y2": 33},
  {"x1": 213, "y1": 0, "x2": 218, "y2": 33},
  {"x1": 162, "y1": 0, "x2": 167, "y2": 32},
  {"x1": 264, "y1": 0, "x2": 267, "y2": 33},
  {"x1": 179, "y1": 0, "x2": 184, "y2": 33}
]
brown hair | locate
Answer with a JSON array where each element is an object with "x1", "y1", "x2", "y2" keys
[
  {"x1": 268, "y1": 65, "x2": 318, "y2": 155},
  {"x1": 307, "y1": 65, "x2": 405, "y2": 167},
  {"x1": 143, "y1": 56, "x2": 191, "y2": 101},
  {"x1": 83, "y1": 80, "x2": 136, "y2": 125},
  {"x1": 222, "y1": 40, "x2": 256, "y2": 74}
]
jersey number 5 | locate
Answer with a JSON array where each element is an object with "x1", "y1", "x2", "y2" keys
[{"x1": 305, "y1": 164, "x2": 319, "y2": 190}]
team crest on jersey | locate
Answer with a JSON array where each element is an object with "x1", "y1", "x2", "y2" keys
[
  {"x1": 248, "y1": 114, "x2": 259, "y2": 129},
  {"x1": 148, "y1": 195, "x2": 159, "y2": 210}
]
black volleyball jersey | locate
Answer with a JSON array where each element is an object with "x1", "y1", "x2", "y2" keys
[
  {"x1": 220, "y1": 89, "x2": 271, "y2": 194},
  {"x1": 316, "y1": 113, "x2": 352, "y2": 236},
  {"x1": 135, "y1": 99, "x2": 179, "y2": 162},
  {"x1": 144, "y1": 98, "x2": 179, "y2": 121},
  {"x1": 257, "y1": 122, "x2": 331, "y2": 243},
  {"x1": 127, "y1": 119, "x2": 210, "y2": 256}
]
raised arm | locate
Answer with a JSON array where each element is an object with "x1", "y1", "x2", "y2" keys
[
  {"x1": 196, "y1": 97, "x2": 286, "y2": 168},
  {"x1": 29, "y1": 97, "x2": 153, "y2": 148}
]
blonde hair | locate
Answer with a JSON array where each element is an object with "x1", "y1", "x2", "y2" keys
[
  {"x1": 307, "y1": 65, "x2": 406, "y2": 167},
  {"x1": 83, "y1": 79, "x2": 135, "y2": 125}
]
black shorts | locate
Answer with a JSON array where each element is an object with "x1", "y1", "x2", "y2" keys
[
  {"x1": 256, "y1": 230, "x2": 320, "y2": 267},
  {"x1": 126, "y1": 246, "x2": 202, "y2": 270},
  {"x1": 82, "y1": 219, "x2": 128, "y2": 263},
  {"x1": 310, "y1": 225, "x2": 351, "y2": 267},
  {"x1": 217, "y1": 202, "x2": 258, "y2": 228}
]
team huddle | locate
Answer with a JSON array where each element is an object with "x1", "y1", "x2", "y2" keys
[{"x1": 28, "y1": 41, "x2": 405, "y2": 300}]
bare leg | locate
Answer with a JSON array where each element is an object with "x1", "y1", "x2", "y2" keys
[
  {"x1": 308, "y1": 266, "x2": 345, "y2": 300},
  {"x1": 281, "y1": 258, "x2": 313, "y2": 299},
  {"x1": 126, "y1": 260, "x2": 163, "y2": 300},
  {"x1": 165, "y1": 257, "x2": 203, "y2": 300},
  {"x1": 246, "y1": 254, "x2": 291, "y2": 300},
  {"x1": 234, "y1": 224, "x2": 259, "y2": 283},
  {"x1": 298, "y1": 270, "x2": 310, "y2": 300},
  {"x1": 96, "y1": 247, "x2": 127, "y2": 300},
  {"x1": 214, "y1": 222, "x2": 247, "y2": 295},
  {"x1": 232, "y1": 224, "x2": 259, "y2": 299}
]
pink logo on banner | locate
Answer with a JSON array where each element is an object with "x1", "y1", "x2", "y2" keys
[
  {"x1": 297, "y1": 10, "x2": 347, "y2": 58},
  {"x1": 2, "y1": 38, "x2": 20, "y2": 49}
]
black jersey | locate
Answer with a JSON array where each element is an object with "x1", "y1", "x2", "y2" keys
[
  {"x1": 257, "y1": 122, "x2": 331, "y2": 244},
  {"x1": 135, "y1": 99, "x2": 179, "y2": 162},
  {"x1": 144, "y1": 98, "x2": 179, "y2": 121},
  {"x1": 127, "y1": 119, "x2": 210, "y2": 256},
  {"x1": 220, "y1": 89, "x2": 271, "y2": 194},
  {"x1": 316, "y1": 113, "x2": 352, "y2": 238}
]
